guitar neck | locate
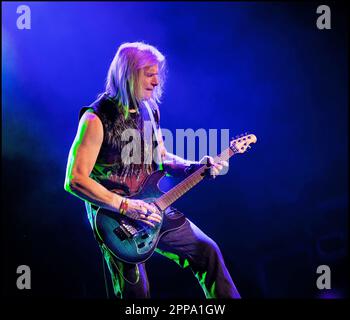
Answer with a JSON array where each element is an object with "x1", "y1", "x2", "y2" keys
[{"x1": 154, "y1": 146, "x2": 237, "y2": 211}]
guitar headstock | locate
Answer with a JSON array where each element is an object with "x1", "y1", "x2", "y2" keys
[{"x1": 230, "y1": 133, "x2": 257, "y2": 154}]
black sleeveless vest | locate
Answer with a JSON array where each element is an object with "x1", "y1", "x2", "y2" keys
[{"x1": 79, "y1": 93, "x2": 160, "y2": 195}]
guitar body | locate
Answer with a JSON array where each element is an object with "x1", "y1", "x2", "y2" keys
[
  {"x1": 93, "y1": 134, "x2": 257, "y2": 265},
  {"x1": 93, "y1": 170, "x2": 187, "y2": 264}
]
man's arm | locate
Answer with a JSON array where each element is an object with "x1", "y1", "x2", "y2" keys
[
  {"x1": 153, "y1": 122, "x2": 197, "y2": 177},
  {"x1": 64, "y1": 110, "x2": 161, "y2": 226},
  {"x1": 154, "y1": 107, "x2": 227, "y2": 177},
  {"x1": 64, "y1": 111, "x2": 123, "y2": 212},
  {"x1": 156, "y1": 129, "x2": 219, "y2": 177},
  {"x1": 163, "y1": 152, "x2": 198, "y2": 167}
]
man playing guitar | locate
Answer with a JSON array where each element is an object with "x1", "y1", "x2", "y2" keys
[{"x1": 64, "y1": 42, "x2": 242, "y2": 299}]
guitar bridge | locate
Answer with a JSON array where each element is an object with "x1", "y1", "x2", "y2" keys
[{"x1": 113, "y1": 220, "x2": 139, "y2": 240}]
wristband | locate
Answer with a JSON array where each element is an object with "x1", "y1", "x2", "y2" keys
[
  {"x1": 119, "y1": 198, "x2": 129, "y2": 215},
  {"x1": 185, "y1": 162, "x2": 201, "y2": 175}
]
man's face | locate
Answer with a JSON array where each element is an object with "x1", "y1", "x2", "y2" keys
[{"x1": 135, "y1": 64, "x2": 159, "y2": 101}]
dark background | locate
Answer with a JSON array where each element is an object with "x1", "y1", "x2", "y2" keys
[{"x1": 2, "y1": 1, "x2": 348, "y2": 299}]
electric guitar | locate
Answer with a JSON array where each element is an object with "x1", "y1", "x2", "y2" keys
[{"x1": 94, "y1": 133, "x2": 257, "y2": 264}]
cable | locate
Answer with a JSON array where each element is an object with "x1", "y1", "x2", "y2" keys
[
  {"x1": 102, "y1": 253, "x2": 110, "y2": 299},
  {"x1": 110, "y1": 256, "x2": 140, "y2": 285},
  {"x1": 100, "y1": 245, "x2": 140, "y2": 300}
]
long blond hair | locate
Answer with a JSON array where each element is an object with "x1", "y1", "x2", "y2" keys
[{"x1": 105, "y1": 42, "x2": 166, "y2": 118}]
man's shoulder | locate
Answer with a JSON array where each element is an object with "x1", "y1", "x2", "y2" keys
[
  {"x1": 79, "y1": 106, "x2": 93, "y2": 121},
  {"x1": 80, "y1": 109, "x2": 99, "y2": 121},
  {"x1": 79, "y1": 93, "x2": 118, "y2": 121}
]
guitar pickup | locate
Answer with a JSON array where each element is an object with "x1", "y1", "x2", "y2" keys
[
  {"x1": 137, "y1": 242, "x2": 145, "y2": 249},
  {"x1": 113, "y1": 227, "x2": 128, "y2": 241}
]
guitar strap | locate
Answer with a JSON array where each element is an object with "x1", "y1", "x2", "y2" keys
[{"x1": 143, "y1": 100, "x2": 163, "y2": 169}]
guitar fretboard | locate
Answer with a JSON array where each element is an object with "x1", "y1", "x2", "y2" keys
[{"x1": 154, "y1": 146, "x2": 237, "y2": 211}]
